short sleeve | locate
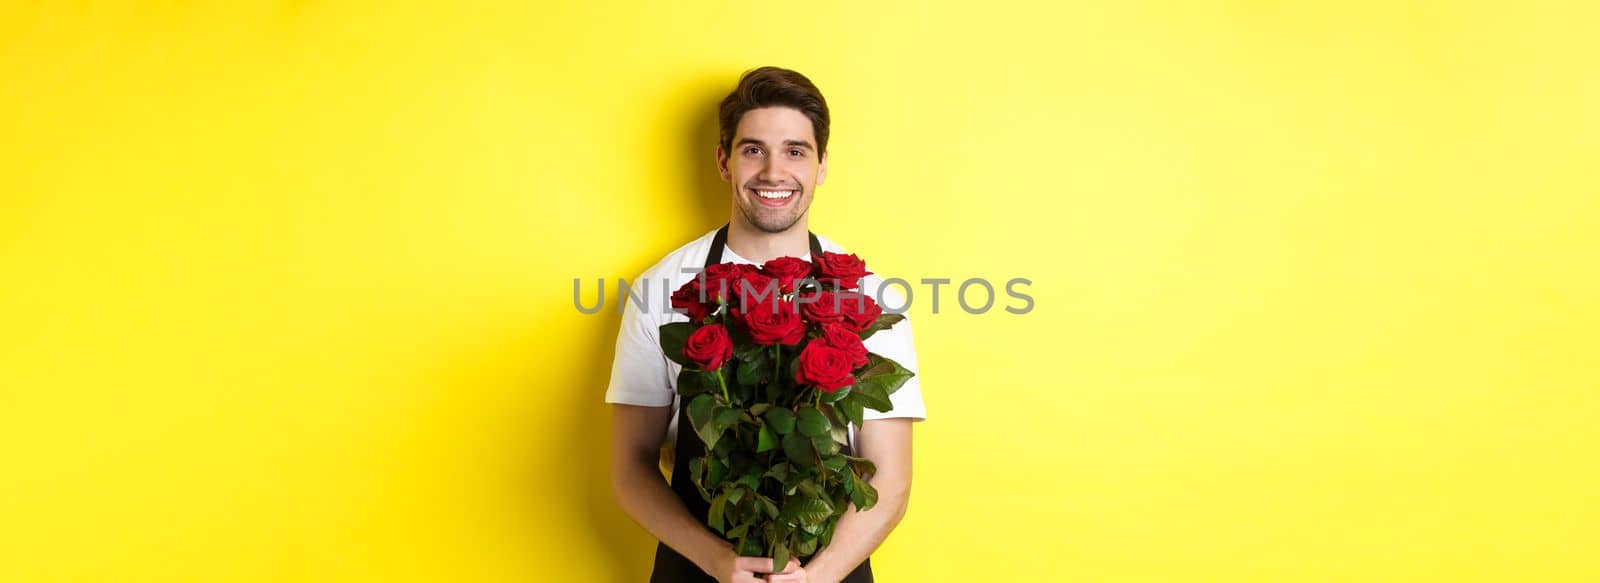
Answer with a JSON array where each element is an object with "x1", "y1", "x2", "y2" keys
[
  {"x1": 604, "y1": 284, "x2": 675, "y2": 408},
  {"x1": 860, "y1": 283, "x2": 927, "y2": 422}
]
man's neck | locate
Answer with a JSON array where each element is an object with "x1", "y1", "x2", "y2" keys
[{"x1": 726, "y1": 216, "x2": 811, "y2": 265}]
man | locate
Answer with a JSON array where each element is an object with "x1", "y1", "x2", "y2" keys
[{"x1": 605, "y1": 66, "x2": 927, "y2": 583}]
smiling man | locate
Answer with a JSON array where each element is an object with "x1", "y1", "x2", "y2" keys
[{"x1": 605, "y1": 67, "x2": 927, "y2": 583}]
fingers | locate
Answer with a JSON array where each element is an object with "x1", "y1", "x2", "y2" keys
[
  {"x1": 764, "y1": 559, "x2": 804, "y2": 582},
  {"x1": 765, "y1": 567, "x2": 807, "y2": 583},
  {"x1": 735, "y1": 556, "x2": 801, "y2": 574},
  {"x1": 735, "y1": 557, "x2": 775, "y2": 573},
  {"x1": 735, "y1": 556, "x2": 786, "y2": 573}
]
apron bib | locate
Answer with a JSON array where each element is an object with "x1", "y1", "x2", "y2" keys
[{"x1": 649, "y1": 224, "x2": 874, "y2": 582}]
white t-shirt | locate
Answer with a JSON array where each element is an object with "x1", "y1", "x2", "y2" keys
[{"x1": 604, "y1": 226, "x2": 928, "y2": 456}]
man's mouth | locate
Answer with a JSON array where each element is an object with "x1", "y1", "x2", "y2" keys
[{"x1": 750, "y1": 187, "x2": 798, "y2": 207}]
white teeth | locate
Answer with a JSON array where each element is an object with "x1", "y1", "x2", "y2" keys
[{"x1": 756, "y1": 190, "x2": 795, "y2": 199}]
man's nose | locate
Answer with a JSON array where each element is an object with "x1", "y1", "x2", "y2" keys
[{"x1": 758, "y1": 157, "x2": 782, "y2": 183}]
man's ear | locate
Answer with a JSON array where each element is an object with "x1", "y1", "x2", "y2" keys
[
  {"x1": 716, "y1": 146, "x2": 731, "y2": 182},
  {"x1": 817, "y1": 150, "x2": 828, "y2": 186}
]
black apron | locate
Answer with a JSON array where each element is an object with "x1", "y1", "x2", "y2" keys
[{"x1": 649, "y1": 224, "x2": 874, "y2": 582}]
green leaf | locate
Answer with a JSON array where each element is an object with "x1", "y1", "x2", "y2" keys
[
  {"x1": 772, "y1": 533, "x2": 790, "y2": 574},
  {"x1": 712, "y1": 433, "x2": 736, "y2": 457},
  {"x1": 698, "y1": 370, "x2": 723, "y2": 393},
  {"x1": 782, "y1": 429, "x2": 815, "y2": 465},
  {"x1": 811, "y1": 432, "x2": 840, "y2": 457},
  {"x1": 693, "y1": 401, "x2": 740, "y2": 451},
  {"x1": 820, "y1": 515, "x2": 839, "y2": 547},
  {"x1": 714, "y1": 406, "x2": 741, "y2": 428},
  {"x1": 795, "y1": 407, "x2": 831, "y2": 437},
  {"x1": 688, "y1": 457, "x2": 707, "y2": 498},
  {"x1": 823, "y1": 455, "x2": 847, "y2": 473},
  {"x1": 731, "y1": 325, "x2": 762, "y2": 360},
  {"x1": 659, "y1": 322, "x2": 696, "y2": 366},
  {"x1": 780, "y1": 466, "x2": 806, "y2": 492},
  {"x1": 706, "y1": 456, "x2": 727, "y2": 487},
  {"x1": 821, "y1": 406, "x2": 849, "y2": 446},
  {"x1": 708, "y1": 489, "x2": 728, "y2": 534},
  {"x1": 764, "y1": 407, "x2": 796, "y2": 435},
  {"x1": 756, "y1": 422, "x2": 778, "y2": 453},
  {"x1": 850, "y1": 471, "x2": 878, "y2": 511},
  {"x1": 780, "y1": 496, "x2": 834, "y2": 526},
  {"x1": 854, "y1": 354, "x2": 913, "y2": 404},
  {"x1": 732, "y1": 373, "x2": 755, "y2": 403},
  {"x1": 749, "y1": 403, "x2": 772, "y2": 416},
  {"x1": 735, "y1": 349, "x2": 771, "y2": 386},
  {"x1": 856, "y1": 353, "x2": 910, "y2": 383},
  {"x1": 818, "y1": 384, "x2": 851, "y2": 403},
  {"x1": 844, "y1": 455, "x2": 877, "y2": 479},
  {"x1": 676, "y1": 368, "x2": 708, "y2": 398},
  {"x1": 735, "y1": 471, "x2": 761, "y2": 491},
  {"x1": 795, "y1": 479, "x2": 822, "y2": 499},
  {"x1": 839, "y1": 395, "x2": 865, "y2": 427},
  {"x1": 687, "y1": 394, "x2": 716, "y2": 445},
  {"x1": 852, "y1": 381, "x2": 893, "y2": 412},
  {"x1": 856, "y1": 313, "x2": 905, "y2": 340},
  {"x1": 763, "y1": 463, "x2": 791, "y2": 484},
  {"x1": 798, "y1": 535, "x2": 817, "y2": 556},
  {"x1": 757, "y1": 494, "x2": 780, "y2": 519},
  {"x1": 740, "y1": 536, "x2": 763, "y2": 557}
]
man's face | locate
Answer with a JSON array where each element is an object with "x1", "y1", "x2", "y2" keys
[{"x1": 718, "y1": 106, "x2": 828, "y2": 234}]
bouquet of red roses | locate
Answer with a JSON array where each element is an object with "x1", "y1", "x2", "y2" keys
[{"x1": 659, "y1": 251, "x2": 914, "y2": 573}]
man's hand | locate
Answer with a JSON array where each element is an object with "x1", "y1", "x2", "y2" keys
[
  {"x1": 762, "y1": 557, "x2": 808, "y2": 582},
  {"x1": 712, "y1": 555, "x2": 802, "y2": 583}
]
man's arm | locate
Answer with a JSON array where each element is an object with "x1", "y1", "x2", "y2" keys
[
  {"x1": 802, "y1": 418, "x2": 915, "y2": 583},
  {"x1": 609, "y1": 403, "x2": 739, "y2": 577}
]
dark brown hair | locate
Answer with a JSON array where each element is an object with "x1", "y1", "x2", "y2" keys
[{"x1": 718, "y1": 66, "x2": 831, "y2": 155}]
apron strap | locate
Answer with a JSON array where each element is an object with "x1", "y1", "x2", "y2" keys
[{"x1": 704, "y1": 223, "x2": 824, "y2": 267}]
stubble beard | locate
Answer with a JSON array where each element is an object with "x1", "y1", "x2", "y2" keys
[{"x1": 736, "y1": 188, "x2": 809, "y2": 234}]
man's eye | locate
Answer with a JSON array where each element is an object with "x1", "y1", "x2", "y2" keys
[
  {"x1": 789, "y1": 149, "x2": 803, "y2": 157},
  {"x1": 744, "y1": 147, "x2": 761, "y2": 155}
]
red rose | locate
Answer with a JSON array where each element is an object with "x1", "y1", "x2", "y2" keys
[
  {"x1": 732, "y1": 270, "x2": 780, "y2": 312},
  {"x1": 742, "y1": 299, "x2": 805, "y2": 346},
  {"x1": 682, "y1": 324, "x2": 733, "y2": 370},
  {"x1": 670, "y1": 279, "x2": 712, "y2": 322},
  {"x1": 838, "y1": 291, "x2": 883, "y2": 332},
  {"x1": 820, "y1": 323, "x2": 869, "y2": 368},
  {"x1": 800, "y1": 291, "x2": 845, "y2": 324},
  {"x1": 814, "y1": 251, "x2": 872, "y2": 290},
  {"x1": 699, "y1": 263, "x2": 752, "y2": 303},
  {"x1": 760, "y1": 257, "x2": 813, "y2": 294},
  {"x1": 794, "y1": 340, "x2": 855, "y2": 392}
]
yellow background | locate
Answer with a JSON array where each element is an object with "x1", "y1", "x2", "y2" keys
[{"x1": 3, "y1": 1, "x2": 1596, "y2": 581}]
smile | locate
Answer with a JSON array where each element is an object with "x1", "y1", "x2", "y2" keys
[{"x1": 750, "y1": 188, "x2": 798, "y2": 206}]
